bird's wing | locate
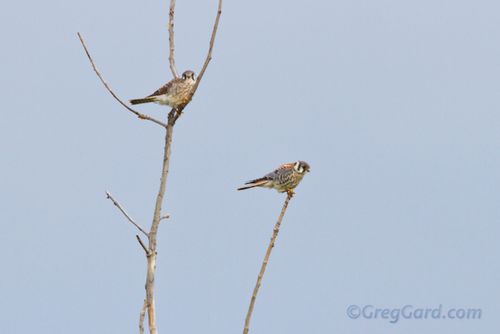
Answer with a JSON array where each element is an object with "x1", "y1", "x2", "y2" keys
[
  {"x1": 244, "y1": 163, "x2": 294, "y2": 185},
  {"x1": 148, "y1": 79, "x2": 177, "y2": 97},
  {"x1": 264, "y1": 163, "x2": 294, "y2": 180}
]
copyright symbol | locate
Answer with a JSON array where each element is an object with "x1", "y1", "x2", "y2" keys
[{"x1": 347, "y1": 305, "x2": 361, "y2": 319}]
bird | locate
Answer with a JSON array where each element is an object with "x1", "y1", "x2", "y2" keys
[
  {"x1": 237, "y1": 161, "x2": 311, "y2": 196},
  {"x1": 129, "y1": 70, "x2": 196, "y2": 109}
]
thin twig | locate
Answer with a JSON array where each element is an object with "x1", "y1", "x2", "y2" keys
[
  {"x1": 160, "y1": 214, "x2": 171, "y2": 221},
  {"x1": 243, "y1": 192, "x2": 294, "y2": 334},
  {"x1": 136, "y1": 235, "x2": 150, "y2": 255},
  {"x1": 105, "y1": 191, "x2": 149, "y2": 237},
  {"x1": 77, "y1": 32, "x2": 167, "y2": 128},
  {"x1": 195, "y1": 0, "x2": 223, "y2": 86},
  {"x1": 181, "y1": 0, "x2": 223, "y2": 109},
  {"x1": 168, "y1": 0, "x2": 179, "y2": 78},
  {"x1": 139, "y1": 298, "x2": 148, "y2": 334}
]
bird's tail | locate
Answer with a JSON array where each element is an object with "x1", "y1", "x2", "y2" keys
[
  {"x1": 237, "y1": 178, "x2": 267, "y2": 191},
  {"x1": 129, "y1": 97, "x2": 156, "y2": 105}
]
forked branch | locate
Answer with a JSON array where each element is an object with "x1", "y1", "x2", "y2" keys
[
  {"x1": 167, "y1": 0, "x2": 223, "y2": 112},
  {"x1": 142, "y1": 1, "x2": 223, "y2": 333},
  {"x1": 80, "y1": 1, "x2": 223, "y2": 333},
  {"x1": 243, "y1": 192, "x2": 294, "y2": 334}
]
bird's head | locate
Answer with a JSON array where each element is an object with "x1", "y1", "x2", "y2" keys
[
  {"x1": 182, "y1": 70, "x2": 196, "y2": 82},
  {"x1": 294, "y1": 161, "x2": 311, "y2": 174}
]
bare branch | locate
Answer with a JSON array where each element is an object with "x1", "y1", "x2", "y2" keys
[
  {"x1": 105, "y1": 191, "x2": 149, "y2": 237},
  {"x1": 143, "y1": 119, "x2": 174, "y2": 334},
  {"x1": 175, "y1": 0, "x2": 222, "y2": 113},
  {"x1": 243, "y1": 192, "x2": 294, "y2": 334},
  {"x1": 168, "y1": 0, "x2": 179, "y2": 78},
  {"x1": 195, "y1": 0, "x2": 223, "y2": 86},
  {"x1": 79, "y1": 1, "x2": 222, "y2": 332},
  {"x1": 138, "y1": 5, "x2": 223, "y2": 331},
  {"x1": 146, "y1": 250, "x2": 158, "y2": 334},
  {"x1": 136, "y1": 235, "x2": 150, "y2": 254},
  {"x1": 79, "y1": 1, "x2": 223, "y2": 332},
  {"x1": 77, "y1": 32, "x2": 167, "y2": 128},
  {"x1": 139, "y1": 298, "x2": 147, "y2": 334}
]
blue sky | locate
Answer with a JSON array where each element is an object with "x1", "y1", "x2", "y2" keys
[{"x1": 1, "y1": 0, "x2": 499, "y2": 333}]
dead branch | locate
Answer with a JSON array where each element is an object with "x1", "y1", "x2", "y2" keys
[
  {"x1": 144, "y1": 116, "x2": 172, "y2": 334},
  {"x1": 77, "y1": 33, "x2": 167, "y2": 128},
  {"x1": 79, "y1": 0, "x2": 223, "y2": 332},
  {"x1": 105, "y1": 191, "x2": 149, "y2": 237},
  {"x1": 195, "y1": 0, "x2": 223, "y2": 86},
  {"x1": 142, "y1": 2, "x2": 222, "y2": 331},
  {"x1": 168, "y1": 0, "x2": 179, "y2": 78},
  {"x1": 180, "y1": 0, "x2": 223, "y2": 110},
  {"x1": 243, "y1": 192, "x2": 294, "y2": 334}
]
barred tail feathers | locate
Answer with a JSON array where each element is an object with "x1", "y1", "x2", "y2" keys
[
  {"x1": 129, "y1": 97, "x2": 156, "y2": 105},
  {"x1": 237, "y1": 178, "x2": 268, "y2": 191}
]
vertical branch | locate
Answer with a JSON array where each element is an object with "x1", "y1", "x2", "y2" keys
[
  {"x1": 243, "y1": 193, "x2": 294, "y2": 334},
  {"x1": 144, "y1": 111, "x2": 177, "y2": 334},
  {"x1": 168, "y1": 0, "x2": 179, "y2": 78},
  {"x1": 150, "y1": 113, "x2": 175, "y2": 251},
  {"x1": 146, "y1": 252, "x2": 158, "y2": 334},
  {"x1": 141, "y1": 0, "x2": 223, "y2": 328},
  {"x1": 143, "y1": 1, "x2": 223, "y2": 330}
]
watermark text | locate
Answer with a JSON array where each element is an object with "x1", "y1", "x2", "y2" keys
[{"x1": 346, "y1": 304, "x2": 482, "y2": 323}]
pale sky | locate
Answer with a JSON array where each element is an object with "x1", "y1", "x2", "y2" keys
[{"x1": 1, "y1": 0, "x2": 499, "y2": 333}]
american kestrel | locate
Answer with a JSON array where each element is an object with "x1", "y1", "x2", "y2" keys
[
  {"x1": 237, "y1": 161, "x2": 311, "y2": 195},
  {"x1": 129, "y1": 70, "x2": 196, "y2": 109}
]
